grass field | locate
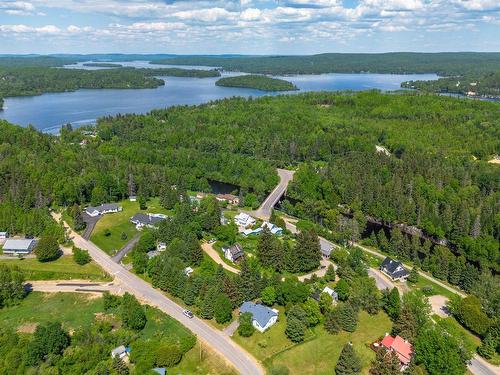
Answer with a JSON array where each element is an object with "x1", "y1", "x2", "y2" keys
[
  {"x1": 234, "y1": 309, "x2": 392, "y2": 375},
  {"x1": 0, "y1": 255, "x2": 110, "y2": 281},
  {"x1": 0, "y1": 292, "x2": 237, "y2": 374},
  {"x1": 90, "y1": 198, "x2": 170, "y2": 255}
]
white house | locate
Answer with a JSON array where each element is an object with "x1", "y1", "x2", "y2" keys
[
  {"x1": 261, "y1": 221, "x2": 283, "y2": 236},
  {"x1": 2, "y1": 238, "x2": 37, "y2": 255},
  {"x1": 234, "y1": 212, "x2": 256, "y2": 228},
  {"x1": 240, "y1": 302, "x2": 278, "y2": 332},
  {"x1": 242, "y1": 227, "x2": 263, "y2": 236},
  {"x1": 0, "y1": 232, "x2": 8, "y2": 239},
  {"x1": 322, "y1": 286, "x2": 338, "y2": 302},
  {"x1": 130, "y1": 213, "x2": 166, "y2": 229},
  {"x1": 111, "y1": 345, "x2": 130, "y2": 360},
  {"x1": 85, "y1": 203, "x2": 122, "y2": 217},
  {"x1": 223, "y1": 243, "x2": 244, "y2": 262}
]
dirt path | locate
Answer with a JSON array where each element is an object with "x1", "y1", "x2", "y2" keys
[{"x1": 201, "y1": 242, "x2": 240, "y2": 274}]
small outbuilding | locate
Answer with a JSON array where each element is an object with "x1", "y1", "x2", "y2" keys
[
  {"x1": 223, "y1": 243, "x2": 244, "y2": 263},
  {"x1": 0, "y1": 232, "x2": 9, "y2": 239}
]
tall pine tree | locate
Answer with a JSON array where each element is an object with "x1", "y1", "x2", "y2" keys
[{"x1": 335, "y1": 342, "x2": 361, "y2": 375}]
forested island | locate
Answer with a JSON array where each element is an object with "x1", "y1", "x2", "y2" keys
[
  {"x1": 0, "y1": 67, "x2": 164, "y2": 109},
  {"x1": 152, "y1": 52, "x2": 500, "y2": 75},
  {"x1": 402, "y1": 71, "x2": 500, "y2": 98},
  {"x1": 82, "y1": 62, "x2": 123, "y2": 68},
  {"x1": 140, "y1": 67, "x2": 221, "y2": 78},
  {"x1": 215, "y1": 74, "x2": 297, "y2": 91}
]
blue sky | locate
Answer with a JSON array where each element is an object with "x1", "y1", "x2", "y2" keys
[{"x1": 0, "y1": 0, "x2": 499, "y2": 54}]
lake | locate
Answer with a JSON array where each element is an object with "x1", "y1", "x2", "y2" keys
[{"x1": 0, "y1": 61, "x2": 438, "y2": 133}]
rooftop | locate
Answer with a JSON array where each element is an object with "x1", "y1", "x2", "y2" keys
[
  {"x1": 240, "y1": 301, "x2": 278, "y2": 328},
  {"x1": 3, "y1": 238, "x2": 36, "y2": 250}
]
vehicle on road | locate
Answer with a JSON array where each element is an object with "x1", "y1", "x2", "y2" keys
[{"x1": 183, "y1": 309, "x2": 194, "y2": 319}]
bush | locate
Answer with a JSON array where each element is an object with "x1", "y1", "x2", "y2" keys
[
  {"x1": 238, "y1": 312, "x2": 255, "y2": 337},
  {"x1": 121, "y1": 232, "x2": 128, "y2": 241},
  {"x1": 422, "y1": 285, "x2": 434, "y2": 296},
  {"x1": 120, "y1": 293, "x2": 147, "y2": 330},
  {"x1": 214, "y1": 294, "x2": 233, "y2": 324},
  {"x1": 104, "y1": 229, "x2": 111, "y2": 237},
  {"x1": 156, "y1": 343, "x2": 182, "y2": 367},
  {"x1": 73, "y1": 247, "x2": 91, "y2": 265},
  {"x1": 34, "y1": 236, "x2": 60, "y2": 262},
  {"x1": 27, "y1": 322, "x2": 70, "y2": 365},
  {"x1": 103, "y1": 291, "x2": 121, "y2": 311}
]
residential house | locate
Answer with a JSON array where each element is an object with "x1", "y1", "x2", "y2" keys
[
  {"x1": 310, "y1": 289, "x2": 322, "y2": 302},
  {"x1": 2, "y1": 238, "x2": 37, "y2": 255},
  {"x1": 111, "y1": 345, "x2": 130, "y2": 360},
  {"x1": 261, "y1": 221, "x2": 283, "y2": 235},
  {"x1": 85, "y1": 203, "x2": 122, "y2": 217},
  {"x1": 184, "y1": 267, "x2": 194, "y2": 277},
  {"x1": 239, "y1": 302, "x2": 279, "y2": 332},
  {"x1": 242, "y1": 227, "x2": 263, "y2": 236},
  {"x1": 321, "y1": 242, "x2": 333, "y2": 258},
  {"x1": 380, "y1": 257, "x2": 409, "y2": 281},
  {"x1": 216, "y1": 194, "x2": 239, "y2": 205},
  {"x1": 223, "y1": 243, "x2": 244, "y2": 263},
  {"x1": 379, "y1": 334, "x2": 413, "y2": 370},
  {"x1": 0, "y1": 232, "x2": 8, "y2": 239},
  {"x1": 234, "y1": 213, "x2": 256, "y2": 228},
  {"x1": 130, "y1": 213, "x2": 166, "y2": 229},
  {"x1": 322, "y1": 286, "x2": 338, "y2": 302}
]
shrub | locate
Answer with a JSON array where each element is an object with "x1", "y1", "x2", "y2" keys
[
  {"x1": 34, "y1": 236, "x2": 60, "y2": 262},
  {"x1": 73, "y1": 247, "x2": 91, "y2": 265},
  {"x1": 238, "y1": 312, "x2": 255, "y2": 337}
]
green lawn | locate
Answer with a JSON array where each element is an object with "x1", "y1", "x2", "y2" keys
[
  {"x1": 0, "y1": 292, "x2": 104, "y2": 330},
  {"x1": 0, "y1": 292, "x2": 237, "y2": 374},
  {"x1": 408, "y1": 275, "x2": 457, "y2": 300},
  {"x1": 90, "y1": 198, "x2": 171, "y2": 255},
  {"x1": 234, "y1": 309, "x2": 392, "y2": 375},
  {"x1": 0, "y1": 255, "x2": 110, "y2": 281}
]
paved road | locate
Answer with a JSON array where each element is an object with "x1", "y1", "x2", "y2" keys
[
  {"x1": 54, "y1": 213, "x2": 263, "y2": 375},
  {"x1": 367, "y1": 268, "x2": 395, "y2": 291},
  {"x1": 112, "y1": 234, "x2": 140, "y2": 263},
  {"x1": 201, "y1": 242, "x2": 241, "y2": 274},
  {"x1": 251, "y1": 168, "x2": 295, "y2": 220},
  {"x1": 82, "y1": 213, "x2": 100, "y2": 240}
]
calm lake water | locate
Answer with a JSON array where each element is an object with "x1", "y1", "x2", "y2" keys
[{"x1": 0, "y1": 61, "x2": 439, "y2": 133}]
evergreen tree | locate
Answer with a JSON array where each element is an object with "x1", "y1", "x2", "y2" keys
[
  {"x1": 72, "y1": 205, "x2": 86, "y2": 231},
  {"x1": 112, "y1": 356, "x2": 129, "y2": 375},
  {"x1": 325, "y1": 264, "x2": 336, "y2": 282},
  {"x1": 302, "y1": 299, "x2": 322, "y2": 327},
  {"x1": 382, "y1": 287, "x2": 401, "y2": 321},
  {"x1": 285, "y1": 316, "x2": 307, "y2": 343},
  {"x1": 214, "y1": 294, "x2": 233, "y2": 324},
  {"x1": 389, "y1": 228, "x2": 404, "y2": 257},
  {"x1": 338, "y1": 303, "x2": 358, "y2": 332},
  {"x1": 160, "y1": 185, "x2": 179, "y2": 210},
  {"x1": 477, "y1": 333, "x2": 496, "y2": 359},
  {"x1": 407, "y1": 267, "x2": 419, "y2": 283},
  {"x1": 370, "y1": 347, "x2": 401, "y2": 375},
  {"x1": 257, "y1": 226, "x2": 283, "y2": 271},
  {"x1": 294, "y1": 229, "x2": 321, "y2": 272},
  {"x1": 199, "y1": 196, "x2": 221, "y2": 231},
  {"x1": 319, "y1": 292, "x2": 334, "y2": 314},
  {"x1": 377, "y1": 230, "x2": 389, "y2": 252},
  {"x1": 324, "y1": 308, "x2": 341, "y2": 334},
  {"x1": 185, "y1": 232, "x2": 203, "y2": 266},
  {"x1": 237, "y1": 257, "x2": 261, "y2": 302},
  {"x1": 448, "y1": 256, "x2": 464, "y2": 285},
  {"x1": 460, "y1": 264, "x2": 479, "y2": 292},
  {"x1": 0, "y1": 265, "x2": 25, "y2": 307},
  {"x1": 335, "y1": 342, "x2": 361, "y2": 375},
  {"x1": 284, "y1": 240, "x2": 300, "y2": 273},
  {"x1": 200, "y1": 286, "x2": 217, "y2": 319},
  {"x1": 222, "y1": 275, "x2": 239, "y2": 308}
]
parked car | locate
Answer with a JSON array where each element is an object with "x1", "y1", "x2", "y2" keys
[{"x1": 183, "y1": 309, "x2": 194, "y2": 319}]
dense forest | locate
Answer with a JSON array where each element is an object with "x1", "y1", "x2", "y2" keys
[
  {"x1": 139, "y1": 67, "x2": 220, "y2": 78},
  {"x1": 215, "y1": 75, "x2": 297, "y2": 91},
  {"x1": 153, "y1": 52, "x2": 500, "y2": 76},
  {"x1": 0, "y1": 91, "x2": 498, "y2": 271},
  {"x1": 402, "y1": 71, "x2": 500, "y2": 98}
]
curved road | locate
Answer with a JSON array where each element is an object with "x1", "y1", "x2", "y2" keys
[
  {"x1": 251, "y1": 168, "x2": 295, "y2": 220},
  {"x1": 53, "y1": 213, "x2": 264, "y2": 375}
]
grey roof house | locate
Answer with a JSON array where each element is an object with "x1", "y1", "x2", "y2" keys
[
  {"x1": 130, "y1": 213, "x2": 166, "y2": 229},
  {"x1": 240, "y1": 301, "x2": 278, "y2": 332},
  {"x1": 380, "y1": 257, "x2": 409, "y2": 281},
  {"x1": 85, "y1": 203, "x2": 122, "y2": 217},
  {"x1": 2, "y1": 238, "x2": 37, "y2": 255},
  {"x1": 222, "y1": 243, "x2": 244, "y2": 263}
]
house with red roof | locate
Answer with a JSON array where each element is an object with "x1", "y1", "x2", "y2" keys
[{"x1": 379, "y1": 334, "x2": 413, "y2": 370}]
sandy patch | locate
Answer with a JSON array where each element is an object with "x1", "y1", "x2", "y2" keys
[
  {"x1": 17, "y1": 323, "x2": 38, "y2": 334},
  {"x1": 488, "y1": 158, "x2": 500, "y2": 164},
  {"x1": 429, "y1": 295, "x2": 450, "y2": 318}
]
